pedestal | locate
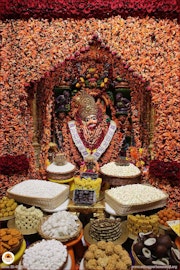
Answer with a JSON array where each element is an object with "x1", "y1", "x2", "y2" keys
[
  {"x1": 48, "y1": 177, "x2": 74, "y2": 190},
  {"x1": 67, "y1": 199, "x2": 105, "y2": 219}
]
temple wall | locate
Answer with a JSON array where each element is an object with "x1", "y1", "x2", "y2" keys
[{"x1": 0, "y1": 16, "x2": 179, "y2": 179}]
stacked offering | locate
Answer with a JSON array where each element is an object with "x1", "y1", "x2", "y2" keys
[
  {"x1": 46, "y1": 153, "x2": 76, "y2": 180},
  {"x1": 89, "y1": 218, "x2": 122, "y2": 242},
  {"x1": 84, "y1": 218, "x2": 128, "y2": 245},
  {"x1": 157, "y1": 208, "x2": 180, "y2": 227},
  {"x1": 100, "y1": 162, "x2": 141, "y2": 186},
  {"x1": 14, "y1": 205, "x2": 43, "y2": 234},
  {"x1": 0, "y1": 196, "x2": 17, "y2": 219},
  {"x1": 132, "y1": 232, "x2": 180, "y2": 267},
  {"x1": 7, "y1": 180, "x2": 69, "y2": 210},
  {"x1": 127, "y1": 214, "x2": 159, "y2": 238}
]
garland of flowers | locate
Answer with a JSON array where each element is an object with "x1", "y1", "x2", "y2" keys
[
  {"x1": 62, "y1": 119, "x2": 124, "y2": 167},
  {"x1": 0, "y1": 154, "x2": 29, "y2": 175},
  {"x1": 61, "y1": 121, "x2": 82, "y2": 166},
  {"x1": 78, "y1": 126, "x2": 106, "y2": 151},
  {"x1": 1, "y1": 16, "x2": 180, "y2": 181},
  {"x1": 148, "y1": 160, "x2": 180, "y2": 210},
  {"x1": 100, "y1": 130, "x2": 124, "y2": 165},
  {"x1": 38, "y1": 76, "x2": 57, "y2": 176},
  {"x1": 149, "y1": 160, "x2": 180, "y2": 182}
]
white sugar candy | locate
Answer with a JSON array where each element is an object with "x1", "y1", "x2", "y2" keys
[
  {"x1": 22, "y1": 239, "x2": 67, "y2": 270},
  {"x1": 100, "y1": 162, "x2": 141, "y2": 177},
  {"x1": 9, "y1": 179, "x2": 67, "y2": 198},
  {"x1": 107, "y1": 184, "x2": 167, "y2": 205}
]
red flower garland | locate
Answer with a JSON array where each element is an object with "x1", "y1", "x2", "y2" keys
[
  {"x1": 149, "y1": 160, "x2": 180, "y2": 182},
  {"x1": 0, "y1": 0, "x2": 179, "y2": 20},
  {"x1": 0, "y1": 154, "x2": 29, "y2": 175}
]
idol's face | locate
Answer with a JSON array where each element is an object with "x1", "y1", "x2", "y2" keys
[{"x1": 85, "y1": 114, "x2": 98, "y2": 130}]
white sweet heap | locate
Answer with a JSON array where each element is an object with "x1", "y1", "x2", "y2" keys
[
  {"x1": 106, "y1": 184, "x2": 167, "y2": 205},
  {"x1": 10, "y1": 180, "x2": 67, "y2": 198},
  {"x1": 41, "y1": 210, "x2": 79, "y2": 238},
  {"x1": 22, "y1": 239, "x2": 67, "y2": 270},
  {"x1": 47, "y1": 161, "x2": 75, "y2": 173},
  {"x1": 100, "y1": 162, "x2": 141, "y2": 177}
]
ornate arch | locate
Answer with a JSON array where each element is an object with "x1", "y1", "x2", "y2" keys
[{"x1": 29, "y1": 36, "x2": 153, "y2": 174}]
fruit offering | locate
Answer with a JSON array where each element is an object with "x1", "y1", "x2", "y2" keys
[
  {"x1": 0, "y1": 196, "x2": 18, "y2": 218},
  {"x1": 157, "y1": 208, "x2": 180, "y2": 227}
]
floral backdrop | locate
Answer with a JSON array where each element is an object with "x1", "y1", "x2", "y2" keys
[
  {"x1": 0, "y1": 0, "x2": 179, "y2": 20},
  {"x1": 0, "y1": 13, "x2": 180, "y2": 207}
]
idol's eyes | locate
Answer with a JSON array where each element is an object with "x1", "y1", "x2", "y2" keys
[{"x1": 85, "y1": 115, "x2": 97, "y2": 122}]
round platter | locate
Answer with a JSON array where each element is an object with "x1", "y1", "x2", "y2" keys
[
  {"x1": 79, "y1": 258, "x2": 84, "y2": 270},
  {"x1": 0, "y1": 215, "x2": 15, "y2": 221},
  {"x1": 84, "y1": 220, "x2": 128, "y2": 245},
  {"x1": 18, "y1": 243, "x2": 72, "y2": 270},
  {"x1": 105, "y1": 202, "x2": 118, "y2": 216},
  {"x1": 41, "y1": 199, "x2": 69, "y2": 213},
  {"x1": 7, "y1": 219, "x2": 39, "y2": 235},
  {"x1": 38, "y1": 216, "x2": 82, "y2": 242},
  {"x1": 159, "y1": 223, "x2": 171, "y2": 231}
]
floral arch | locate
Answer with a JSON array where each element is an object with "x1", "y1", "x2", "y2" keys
[
  {"x1": 25, "y1": 36, "x2": 153, "y2": 172},
  {"x1": 0, "y1": 16, "x2": 179, "y2": 201},
  {"x1": 0, "y1": 1, "x2": 179, "y2": 208}
]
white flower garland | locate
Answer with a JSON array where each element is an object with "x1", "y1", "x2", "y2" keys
[{"x1": 68, "y1": 120, "x2": 117, "y2": 160}]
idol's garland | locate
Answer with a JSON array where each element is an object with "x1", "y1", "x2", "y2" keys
[{"x1": 68, "y1": 120, "x2": 117, "y2": 160}]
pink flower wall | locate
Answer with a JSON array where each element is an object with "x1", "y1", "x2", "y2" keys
[{"x1": 0, "y1": 16, "x2": 179, "y2": 181}]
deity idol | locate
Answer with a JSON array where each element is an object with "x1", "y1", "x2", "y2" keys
[{"x1": 61, "y1": 90, "x2": 123, "y2": 166}]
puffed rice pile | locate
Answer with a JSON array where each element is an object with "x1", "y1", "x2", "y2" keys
[
  {"x1": 9, "y1": 180, "x2": 67, "y2": 198},
  {"x1": 107, "y1": 184, "x2": 167, "y2": 205},
  {"x1": 41, "y1": 211, "x2": 79, "y2": 238},
  {"x1": 47, "y1": 162, "x2": 75, "y2": 173},
  {"x1": 100, "y1": 162, "x2": 141, "y2": 177},
  {"x1": 22, "y1": 239, "x2": 67, "y2": 270}
]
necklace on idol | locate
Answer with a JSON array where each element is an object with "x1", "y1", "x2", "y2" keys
[{"x1": 68, "y1": 120, "x2": 117, "y2": 160}]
